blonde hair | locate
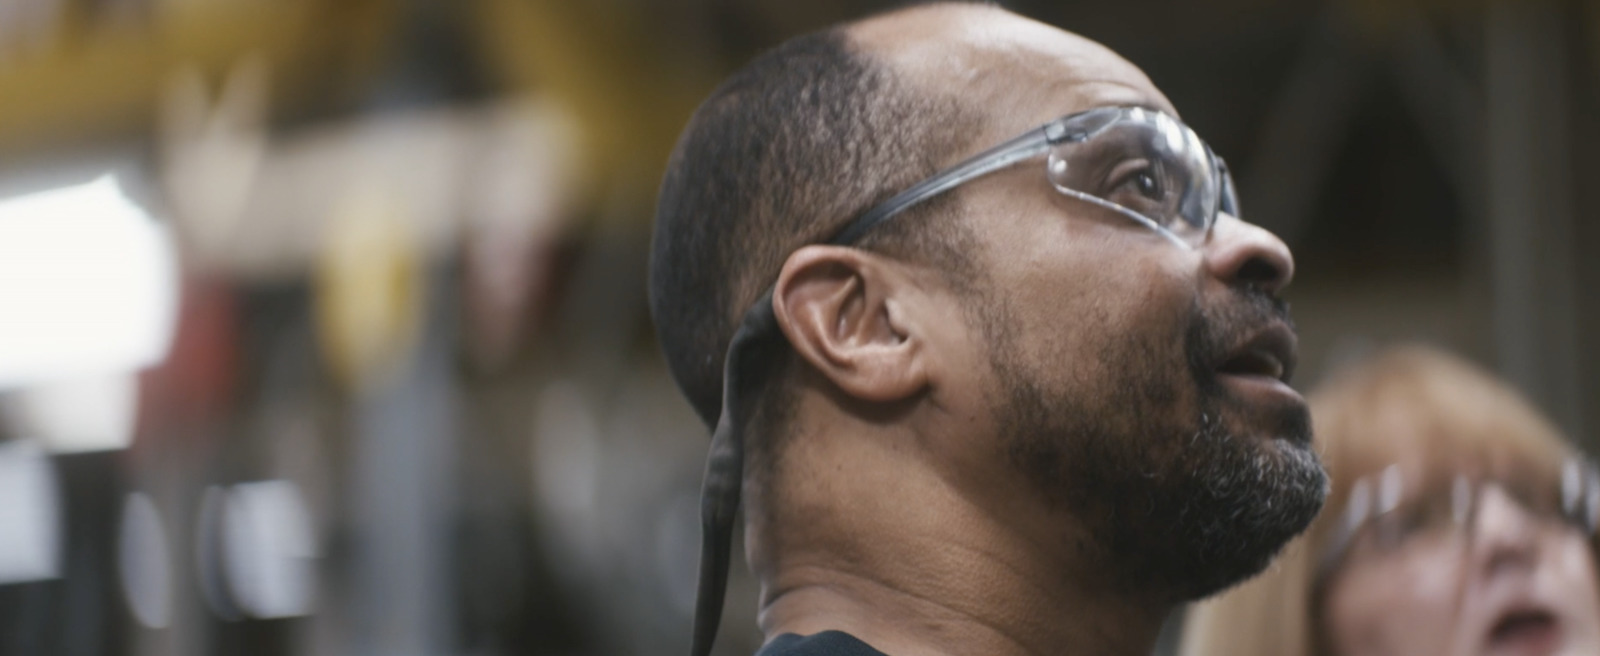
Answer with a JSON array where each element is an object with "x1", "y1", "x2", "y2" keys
[{"x1": 1178, "y1": 344, "x2": 1583, "y2": 656}]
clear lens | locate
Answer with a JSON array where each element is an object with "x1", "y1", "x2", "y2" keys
[
  {"x1": 1044, "y1": 108, "x2": 1222, "y2": 246},
  {"x1": 1341, "y1": 463, "x2": 1600, "y2": 562},
  {"x1": 1218, "y1": 160, "x2": 1241, "y2": 219}
]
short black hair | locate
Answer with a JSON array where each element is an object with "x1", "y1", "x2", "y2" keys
[{"x1": 649, "y1": 26, "x2": 980, "y2": 429}]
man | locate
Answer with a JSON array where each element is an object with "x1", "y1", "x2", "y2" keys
[{"x1": 648, "y1": 3, "x2": 1328, "y2": 656}]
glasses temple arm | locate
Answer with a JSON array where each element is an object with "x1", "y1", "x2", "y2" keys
[{"x1": 828, "y1": 127, "x2": 1055, "y2": 246}]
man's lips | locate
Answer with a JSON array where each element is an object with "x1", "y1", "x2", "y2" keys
[{"x1": 1215, "y1": 322, "x2": 1298, "y2": 385}]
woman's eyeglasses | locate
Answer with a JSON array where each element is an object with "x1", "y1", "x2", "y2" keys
[{"x1": 1315, "y1": 459, "x2": 1600, "y2": 588}]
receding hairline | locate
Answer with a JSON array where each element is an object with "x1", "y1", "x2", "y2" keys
[
  {"x1": 843, "y1": 2, "x2": 1174, "y2": 140},
  {"x1": 649, "y1": 22, "x2": 989, "y2": 427}
]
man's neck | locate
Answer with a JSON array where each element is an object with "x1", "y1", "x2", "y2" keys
[
  {"x1": 749, "y1": 424, "x2": 1172, "y2": 656},
  {"x1": 759, "y1": 554, "x2": 1169, "y2": 656}
]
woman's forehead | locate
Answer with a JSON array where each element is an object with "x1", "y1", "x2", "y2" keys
[
  {"x1": 1330, "y1": 423, "x2": 1568, "y2": 502},
  {"x1": 1312, "y1": 353, "x2": 1572, "y2": 496}
]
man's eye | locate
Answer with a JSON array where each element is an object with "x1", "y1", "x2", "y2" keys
[
  {"x1": 1106, "y1": 160, "x2": 1166, "y2": 204},
  {"x1": 1130, "y1": 171, "x2": 1161, "y2": 199}
]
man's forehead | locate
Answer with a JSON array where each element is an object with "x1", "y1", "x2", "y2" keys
[{"x1": 848, "y1": 4, "x2": 1175, "y2": 137}]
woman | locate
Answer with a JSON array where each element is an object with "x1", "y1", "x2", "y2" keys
[{"x1": 1179, "y1": 345, "x2": 1600, "y2": 656}]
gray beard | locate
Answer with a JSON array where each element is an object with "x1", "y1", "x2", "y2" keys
[{"x1": 987, "y1": 289, "x2": 1328, "y2": 601}]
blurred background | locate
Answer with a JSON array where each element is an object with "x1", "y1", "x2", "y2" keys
[{"x1": 0, "y1": 0, "x2": 1596, "y2": 654}]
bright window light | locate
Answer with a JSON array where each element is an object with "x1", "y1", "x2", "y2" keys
[
  {"x1": 5, "y1": 372, "x2": 140, "y2": 453},
  {"x1": 0, "y1": 175, "x2": 179, "y2": 389}
]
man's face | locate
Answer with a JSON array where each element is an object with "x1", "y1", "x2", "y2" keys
[
  {"x1": 857, "y1": 6, "x2": 1328, "y2": 600},
  {"x1": 974, "y1": 240, "x2": 1326, "y2": 600}
]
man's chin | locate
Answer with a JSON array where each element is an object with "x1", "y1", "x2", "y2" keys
[
  {"x1": 1135, "y1": 397, "x2": 1326, "y2": 600},
  {"x1": 1166, "y1": 444, "x2": 1328, "y2": 600}
]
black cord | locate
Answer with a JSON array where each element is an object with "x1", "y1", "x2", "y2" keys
[{"x1": 691, "y1": 291, "x2": 783, "y2": 656}]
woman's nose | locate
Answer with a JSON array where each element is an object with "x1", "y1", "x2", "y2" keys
[{"x1": 1470, "y1": 485, "x2": 1541, "y2": 576}]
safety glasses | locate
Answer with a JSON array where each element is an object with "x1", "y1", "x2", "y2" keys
[
  {"x1": 1314, "y1": 460, "x2": 1600, "y2": 592},
  {"x1": 689, "y1": 106, "x2": 1239, "y2": 656}
]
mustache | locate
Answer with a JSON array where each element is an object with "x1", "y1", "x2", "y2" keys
[{"x1": 1222, "y1": 287, "x2": 1292, "y2": 331}]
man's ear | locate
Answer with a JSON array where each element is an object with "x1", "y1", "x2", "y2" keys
[{"x1": 771, "y1": 245, "x2": 928, "y2": 403}]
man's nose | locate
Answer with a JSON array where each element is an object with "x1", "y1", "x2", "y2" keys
[
  {"x1": 1470, "y1": 485, "x2": 1541, "y2": 576},
  {"x1": 1202, "y1": 214, "x2": 1295, "y2": 295}
]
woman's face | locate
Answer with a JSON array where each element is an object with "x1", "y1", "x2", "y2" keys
[{"x1": 1322, "y1": 481, "x2": 1600, "y2": 656}]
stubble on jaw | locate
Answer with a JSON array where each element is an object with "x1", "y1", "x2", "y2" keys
[{"x1": 984, "y1": 287, "x2": 1328, "y2": 601}]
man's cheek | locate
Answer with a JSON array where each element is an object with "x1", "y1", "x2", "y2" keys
[{"x1": 1009, "y1": 299, "x2": 1112, "y2": 382}]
